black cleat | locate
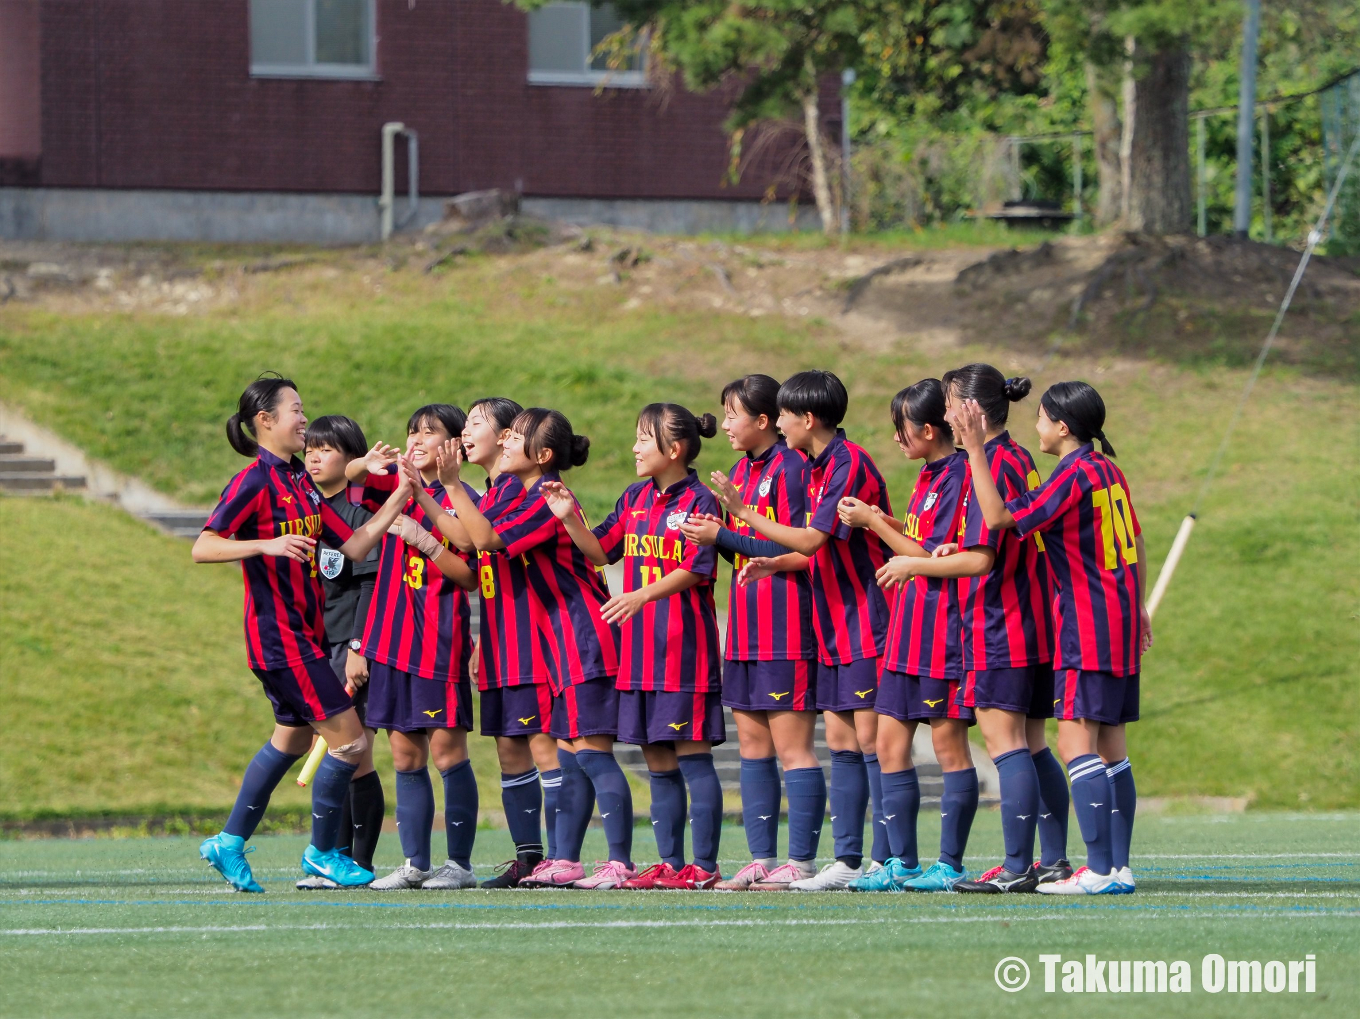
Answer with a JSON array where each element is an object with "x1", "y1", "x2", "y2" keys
[
  {"x1": 1032, "y1": 859, "x2": 1074, "y2": 886},
  {"x1": 955, "y1": 865, "x2": 1039, "y2": 894},
  {"x1": 479, "y1": 853, "x2": 543, "y2": 889}
]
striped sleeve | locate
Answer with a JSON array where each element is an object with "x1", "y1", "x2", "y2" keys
[
  {"x1": 359, "y1": 467, "x2": 400, "y2": 512},
  {"x1": 592, "y1": 488, "x2": 632, "y2": 564},
  {"x1": 318, "y1": 498, "x2": 355, "y2": 547},
  {"x1": 679, "y1": 490, "x2": 720, "y2": 578},
  {"x1": 495, "y1": 493, "x2": 560, "y2": 559},
  {"x1": 205, "y1": 468, "x2": 264, "y2": 538},
  {"x1": 1008, "y1": 464, "x2": 1085, "y2": 540},
  {"x1": 808, "y1": 456, "x2": 853, "y2": 539}
]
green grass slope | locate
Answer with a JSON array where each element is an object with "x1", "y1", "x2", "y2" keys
[{"x1": 1, "y1": 252, "x2": 1356, "y2": 812}]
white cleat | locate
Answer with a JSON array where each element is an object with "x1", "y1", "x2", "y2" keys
[
  {"x1": 1036, "y1": 865, "x2": 1123, "y2": 895},
  {"x1": 1115, "y1": 866, "x2": 1135, "y2": 893},
  {"x1": 369, "y1": 861, "x2": 434, "y2": 890},
  {"x1": 789, "y1": 861, "x2": 862, "y2": 892},
  {"x1": 422, "y1": 859, "x2": 477, "y2": 889},
  {"x1": 295, "y1": 875, "x2": 339, "y2": 891}
]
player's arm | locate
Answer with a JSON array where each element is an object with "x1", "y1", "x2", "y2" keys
[
  {"x1": 345, "y1": 442, "x2": 400, "y2": 482},
  {"x1": 540, "y1": 480, "x2": 609, "y2": 567},
  {"x1": 736, "y1": 552, "x2": 810, "y2": 586},
  {"x1": 1135, "y1": 532, "x2": 1152, "y2": 653},
  {"x1": 388, "y1": 514, "x2": 478, "y2": 591},
  {"x1": 192, "y1": 529, "x2": 316, "y2": 564},
  {"x1": 709, "y1": 470, "x2": 829, "y2": 556},
  {"x1": 953, "y1": 400, "x2": 1015, "y2": 530},
  {"x1": 837, "y1": 497, "x2": 927, "y2": 558},
  {"x1": 600, "y1": 568, "x2": 704, "y2": 625},
  {"x1": 399, "y1": 442, "x2": 477, "y2": 552},
  {"x1": 336, "y1": 471, "x2": 416, "y2": 562},
  {"x1": 877, "y1": 546, "x2": 995, "y2": 588}
]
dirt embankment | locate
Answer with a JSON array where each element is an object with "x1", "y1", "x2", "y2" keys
[{"x1": 4, "y1": 224, "x2": 1357, "y2": 377}]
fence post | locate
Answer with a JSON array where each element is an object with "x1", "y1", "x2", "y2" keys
[
  {"x1": 1072, "y1": 134, "x2": 1083, "y2": 219},
  {"x1": 1261, "y1": 108, "x2": 1272, "y2": 242},
  {"x1": 1197, "y1": 115, "x2": 1207, "y2": 237}
]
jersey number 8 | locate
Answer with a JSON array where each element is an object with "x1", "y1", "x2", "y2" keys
[{"x1": 479, "y1": 563, "x2": 496, "y2": 599}]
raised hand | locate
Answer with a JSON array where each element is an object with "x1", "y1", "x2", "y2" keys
[
  {"x1": 540, "y1": 480, "x2": 577, "y2": 521},
  {"x1": 397, "y1": 453, "x2": 424, "y2": 492},
  {"x1": 708, "y1": 471, "x2": 745, "y2": 515},
  {"x1": 260, "y1": 533, "x2": 316, "y2": 562},
  {"x1": 952, "y1": 399, "x2": 989, "y2": 452},
  {"x1": 361, "y1": 441, "x2": 400, "y2": 475},
  {"x1": 434, "y1": 438, "x2": 463, "y2": 487}
]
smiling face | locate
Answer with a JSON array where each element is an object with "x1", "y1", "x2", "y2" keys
[
  {"x1": 776, "y1": 408, "x2": 814, "y2": 452},
  {"x1": 498, "y1": 430, "x2": 540, "y2": 478},
  {"x1": 1035, "y1": 403, "x2": 1067, "y2": 455},
  {"x1": 633, "y1": 424, "x2": 676, "y2": 479},
  {"x1": 461, "y1": 405, "x2": 506, "y2": 470},
  {"x1": 721, "y1": 396, "x2": 771, "y2": 453},
  {"x1": 304, "y1": 443, "x2": 349, "y2": 490},
  {"x1": 258, "y1": 388, "x2": 307, "y2": 456},
  {"x1": 406, "y1": 417, "x2": 452, "y2": 477}
]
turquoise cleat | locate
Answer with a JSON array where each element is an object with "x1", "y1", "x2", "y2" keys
[
  {"x1": 200, "y1": 833, "x2": 264, "y2": 893},
  {"x1": 301, "y1": 844, "x2": 375, "y2": 888},
  {"x1": 901, "y1": 860, "x2": 966, "y2": 892},
  {"x1": 847, "y1": 857, "x2": 923, "y2": 892}
]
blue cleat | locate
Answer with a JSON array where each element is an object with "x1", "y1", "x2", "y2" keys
[
  {"x1": 847, "y1": 857, "x2": 922, "y2": 892},
  {"x1": 900, "y1": 859, "x2": 966, "y2": 892},
  {"x1": 301, "y1": 844, "x2": 375, "y2": 887},
  {"x1": 200, "y1": 833, "x2": 264, "y2": 893}
]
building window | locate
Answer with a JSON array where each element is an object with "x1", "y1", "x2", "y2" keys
[
  {"x1": 528, "y1": 2, "x2": 645, "y2": 87},
  {"x1": 249, "y1": 0, "x2": 377, "y2": 79}
]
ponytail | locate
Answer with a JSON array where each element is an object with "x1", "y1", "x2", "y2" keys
[
  {"x1": 638, "y1": 403, "x2": 718, "y2": 466},
  {"x1": 1040, "y1": 381, "x2": 1116, "y2": 457},
  {"x1": 226, "y1": 372, "x2": 298, "y2": 458},
  {"x1": 941, "y1": 362, "x2": 1031, "y2": 428}
]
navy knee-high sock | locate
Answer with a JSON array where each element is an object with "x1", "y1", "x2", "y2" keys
[
  {"x1": 310, "y1": 755, "x2": 358, "y2": 853},
  {"x1": 828, "y1": 749, "x2": 868, "y2": 867},
  {"x1": 554, "y1": 751, "x2": 592, "y2": 863},
  {"x1": 347, "y1": 771, "x2": 385, "y2": 872},
  {"x1": 739, "y1": 756, "x2": 780, "y2": 862},
  {"x1": 864, "y1": 753, "x2": 888, "y2": 864},
  {"x1": 501, "y1": 768, "x2": 544, "y2": 857},
  {"x1": 395, "y1": 768, "x2": 436, "y2": 870},
  {"x1": 649, "y1": 769, "x2": 687, "y2": 869},
  {"x1": 678, "y1": 753, "x2": 723, "y2": 873},
  {"x1": 224, "y1": 742, "x2": 301, "y2": 839},
  {"x1": 879, "y1": 768, "x2": 920, "y2": 868},
  {"x1": 1032, "y1": 747, "x2": 1070, "y2": 866},
  {"x1": 783, "y1": 766, "x2": 826, "y2": 863},
  {"x1": 540, "y1": 768, "x2": 562, "y2": 859},
  {"x1": 938, "y1": 768, "x2": 978, "y2": 871},
  {"x1": 1106, "y1": 758, "x2": 1136, "y2": 871},
  {"x1": 440, "y1": 760, "x2": 478, "y2": 869},
  {"x1": 1067, "y1": 754, "x2": 1113, "y2": 874},
  {"x1": 576, "y1": 749, "x2": 633, "y2": 867},
  {"x1": 994, "y1": 749, "x2": 1040, "y2": 873}
]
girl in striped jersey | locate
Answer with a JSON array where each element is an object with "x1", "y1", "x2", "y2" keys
[
  {"x1": 838, "y1": 379, "x2": 978, "y2": 893},
  {"x1": 680, "y1": 375, "x2": 826, "y2": 891},
  {"x1": 412, "y1": 397, "x2": 565, "y2": 887},
  {"x1": 546, "y1": 404, "x2": 727, "y2": 890},
  {"x1": 344, "y1": 405, "x2": 481, "y2": 891},
  {"x1": 433, "y1": 409, "x2": 630, "y2": 890},
  {"x1": 954, "y1": 382, "x2": 1149, "y2": 895}
]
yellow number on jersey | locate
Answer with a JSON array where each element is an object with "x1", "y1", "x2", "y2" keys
[
  {"x1": 639, "y1": 565, "x2": 665, "y2": 587},
  {"x1": 1091, "y1": 483, "x2": 1137, "y2": 570},
  {"x1": 479, "y1": 563, "x2": 496, "y2": 600},
  {"x1": 405, "y1": 553, "x2": 425, "y2": 590},
  {"x1": 1025, "y1": 470, "x2": 1046, "y2": 553}
]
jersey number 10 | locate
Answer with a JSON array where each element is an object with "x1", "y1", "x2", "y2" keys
[{"x1": 1091, "y1": 484, "x2": 1137, "y2": 570}]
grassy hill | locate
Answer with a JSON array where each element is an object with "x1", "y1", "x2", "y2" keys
[{"x1": 1, "y1": 240, "x2": 1356, "y2": 815}]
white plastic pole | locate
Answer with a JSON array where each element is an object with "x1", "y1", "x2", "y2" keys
[
  {"x1": 297, "y1": 737, "x2": 329, "y2": 787},
  {"x1": 1146, "y1": 514, "x2": 1196, "y2": 620},
  {"x1": 379, "y1": 121, "x2": 405, "y2": 241}
]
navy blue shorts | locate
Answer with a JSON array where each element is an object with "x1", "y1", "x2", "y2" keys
[
  {"x1": 550, "y1": 676, "x2": 619, "y2": 740},
  {"x1": 327, "y1": 642, "x2": 371, "y2": 728},
  {"x1": 252, "y1": 657, "x2": 353, "y2": 727},
  {"x1": 816, "y1": 658, "x2": 880, "y2": 713},
  {"x1": 1053, "y1": 670, "x2": 1140, "y2": 725},
  {"x1": 366, "y1": 661, "x2": 473, "y2": 733},
  {"x1": 617, "y1": 689, "x2": 727, "y2": 746},
  {"x1": 722, "y1": 659, "x2": 816, "y2": 712},
  {"x1": 877, "y1": 669, "x2": 974, "y2": 723},
  {"x1": 959, "y1": 665, "x2": 1054, "y2": 718},
  {"x1": 480, "y1": 683, "x2": 554, "y2": 738}
]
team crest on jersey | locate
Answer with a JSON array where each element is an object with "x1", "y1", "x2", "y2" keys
[
  {"x1": 665, "y1": 511, "x2": 688, "y2": 531},
  {"x1": 318, "y1": 548, "x2": 344, "y2": 580},
  {"x1": 307, "y1": 489, "x2": 320, "y2": 504},
  {"x1": 923, "y1": 492, "x2": 938, "y2": 511},
  {"x1": 758, "y1": 476, "x2": 773, "y2": 497}
]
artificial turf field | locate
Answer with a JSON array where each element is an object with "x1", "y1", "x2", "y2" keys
[{"x1": 1, "y1": 814, "x2": 1356, "y2": 1018}]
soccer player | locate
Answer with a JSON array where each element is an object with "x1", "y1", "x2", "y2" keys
[
  {"x1": 433, "y1": 409, "x2": 626, "y2": 889},
  {"x1": 344, "y1": 405, "x2": 481, "y2": 891},
  {"x1": 543, "y1": 404, "x2": 726, "y2": 890},
  {"x1": 679, "y1": 376, "x2": 826, "y2": 891},
  {"x1": 837, "y1": 379, "x2": 977, "y2": 892},
  {"x1": 711, "y1": 371, "x2": 891, "y2": 891},
  {"x1": 953, "y1": 382, "x2": 1149, "y2": 895},
  {"x1": 194, "y1": 375, "x2": 412, "y2": 892},
  {"x1": 297, "y1": 415, "x2": 385, "y2": 886}
]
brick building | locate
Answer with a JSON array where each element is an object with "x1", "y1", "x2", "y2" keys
[{"x1": 0, "y1": 0, "x2": 829, "y2": 242}]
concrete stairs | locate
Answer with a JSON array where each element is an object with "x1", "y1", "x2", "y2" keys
[
  {"x1": 140, "y1": 509, "x2": 212, "y2": 538},
  {"x1": 0, "y1": 437, "x2": 87, "y2": 493}
]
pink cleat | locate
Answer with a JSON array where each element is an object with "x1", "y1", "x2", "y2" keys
[
  {"x1": 519, "y1": 859, "x2": 586, "y2": 888},
  {"x1": 714, "y1": 861, "x2": 770, "y2": 891},
  {"x1": 573, "y1": 860, "x2": 638, "y2": 890},
  {"x1": 751, "y1": 861, "x2": 815, "y2": 891}
]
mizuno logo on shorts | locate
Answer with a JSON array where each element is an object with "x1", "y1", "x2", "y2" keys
[
  {"x1": 517, "y1": 715, "x2": 537, "y2": 725},
  {"x1": 853, "y1": 689, "x2": 872, "y2": 699},
  {"x1": 423, "y1": 709, "x2": 443, "y2": 717},
  {"x1": 767, "y1": 691, "x2": 790, "y2": 701},
  {"x1": 667, "y1": 721, "x2": 689, "y2": 730},
  {"x1": 924, "y1": 698, "x2": 943, "y2": 707}
]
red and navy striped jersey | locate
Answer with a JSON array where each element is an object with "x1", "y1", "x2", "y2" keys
[
  {"x1": 594, "y1": 471, "x2": 722, "y2": 693},
  {"x1": 359, "y1": 469, "x2": 476, "y2": 683},
  {"x1": 205, "y1": 447, "x2": 355, "y2": 670},
  {"x1": 805, "y1": 431, "x2": 894, "y2": 665},
  {"x1": 883, "y1": 450, "x2": 969, "y2": 679},
  {"x1": 1008, "y1": 444, "x2": 1143, "y2": 676},
  {"x1": 957, "y1": 432, "x2": 1053, "y2": 670},
  {"x1": 474, "y1": 474, "x2": 551, "y2": 690},
  {"x1": 723, "y1": 442, "x2": 816, "y2": 662},
  {"x1": 494, "y1": 472, "x2": 618, "y2": 695}
]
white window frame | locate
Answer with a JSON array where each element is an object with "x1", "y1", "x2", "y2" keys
[
  {"x1": 249, "y1": 0, "x2": 379, "y2": 80},
  {"x1": 527, "y1": 2, "x2": 647, "y2": 89}
]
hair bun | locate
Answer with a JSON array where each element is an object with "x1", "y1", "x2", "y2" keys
[
  {"x1": 1004, "y1": 376, "x2": 1033, "y2": 402},
  {"x1": 696, "y1": 412, "x2": 719, "y2": 439},
  {"x1": 569, "y1": 433, "x2": 591, "y2": 467}
]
